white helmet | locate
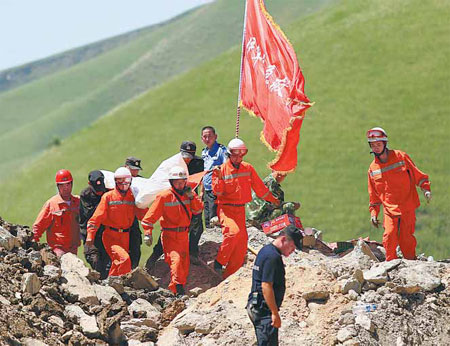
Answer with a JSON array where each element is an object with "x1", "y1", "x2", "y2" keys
[
  {"x1": 168, "y1": 166, "x2": 187, "y2": 180},
  {"x1": 367, "y1": 127, "x2": 388, "y2": 142},
  {"x1": 114, "y1": 167, "x2": 132, "y2": 180},
  {"x1": 227, "y1": 138, "x2": 248, "y2": 155}
]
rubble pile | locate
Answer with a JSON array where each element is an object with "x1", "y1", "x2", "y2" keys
[
  {"x1": 0, "y1": 218, "x2": 183, "y2": 345},
  {"x1": 0, "y1": 217, "x2": 449, "y2": 345}
]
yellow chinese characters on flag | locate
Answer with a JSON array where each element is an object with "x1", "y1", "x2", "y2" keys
[{"x1": 241, "y1": 0, "x2": 312, "y2": 172}]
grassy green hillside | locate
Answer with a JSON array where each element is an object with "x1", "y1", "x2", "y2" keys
[
  {"x1": 0, "y1": 0, "x2": 332, "y2": 181},
  {"x1": 0, "y1": 21, "x2": 163, "y2": 93},
  {"x1": 1, "y1": 0, "x2": 449, "y2": 260}
]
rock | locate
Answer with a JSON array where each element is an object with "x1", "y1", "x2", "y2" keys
[
  {"x1": 353, "y1": 239, "x2": 379, "y2": 262},
  {"x1": 40, "y1": 248, "x2": 58, "y2": 265},
  {"x1": 60, "y1": 253, "x2": 90, "y2": 277},
  {"x1": 22, "y1": 338, "x2": 47, "y2": 346},
  {"x1": 123, "y1": 268, "x2": 159, "y2": 290},
  {"x1": 340, "y1": 278, "x2": 361, "y2": 294},
  {"x1": 43, "y1": 264, "x2": 61, "y2": 278},
  {"x1": 353, "y1": 269, "x2": 364, "y2": 284},
  {"x1": 62, "y1": 271, "x2": 99, "y2": 305},
  {"x1": 93, "y1": 284, "x2": 123, "y2": 305},
  {"x1": 337, "y1": 326, "x2": 357, "y2": 343},
  {"x1": 363, "y1": 265, "x2": 388, "y2": 284},
  {"x1": 21, "y1": 273, "x2": 41, "y2": 295},
  {"x1": 48, "y1": 315, "x2": 64, "y2": 328},
  {"x1": 343, "y1": 339, "x2": 361, "y2": 346},
  {"x1": 157, "y1": 327, "x2": 187, "y2": 346},
  {"x1": 128, "y1": 340, "x2": 155, "y2": 346},
  {"x1": 64, "y1": 304, "x2": 100, "y2": 338},
  {"x1": 348, "y1": 290, "x2": 359, "y2": 301},
  {"x1": 0, "y1": 294, "x2": 10, "y2": 306},
  {"x1": 121, "y1": 317, "x2": 159, "y2": 330},
  {"x1": 394, "y1": 263, "x2": 441, "y2": 292},
  {"x1": 0, "y1": 226, "x2": 18, "y2": 250},
  {"x1": 189, "y1": 287, "x2": 204, "y2": 297},
  {"x1": 302, "y1": 290, "x2": 330, "y2": 301},
  {"x1": 128, "y1": 298, "x2": 161, "y2": 320},
  {"x1": 355, "y1": 314, "x2": 375, "y2": 332},
  {"x1": 338, "y1": 313, "x2": 355, "y2": 326},
  {"x1": 379, "y1": 259, "x2": 402, "y2": 271},
  {"x1": 392, "y1": 284, "x2": 421, "y2": 294},
  {"x1": 62, "y1": 330, "x2": 73, "y2": 342}
]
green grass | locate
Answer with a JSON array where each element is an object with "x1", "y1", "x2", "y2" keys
[
  {"x1": 0, "y1": 0, "x2": 332, "y2": 181},
  {"x1": 1, "y1": 0, "x2": 449, "y2": 261}
]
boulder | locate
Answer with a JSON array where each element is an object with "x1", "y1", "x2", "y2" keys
[
  {"x1": 60, "y1": 253, "x2": 90, "y2": 278},
  {"x1": 43, "y1": 264, "x2": 61, "y2": 279},
  {"x1": 93, "y1": 284, "x2": 123, "y2": 305},
  {"x1": 123, "y1": 268, "x2": 159, "y2": 290},
  {"x1": 353, "y1": 269, "x2": 364, "y2": 284},
  {"x1": 339, "y1": 278, "x2": 361, "y2": 294},
  {"x1": 157, "y1": 327, "x2": 187, "y2": 346},
  {"x1": 363, "y1": 265, "x2": 388, "y2": 284},
  {"x1": 62, "y1": 272, "x2": 99, "y2": 305},
  {"x1": 48, "y1": 315, "x2": 64, "y2": 328},
  {"x1": 128, "y1": 298, "x2": 161, "y2": 320},
  {"x1": 121, "y1": 318, "x2": 159, "y2": 330},
  {"x1": 0, "y1": 226, "x2": 18, "y2": 250},
  {"x1": 337, "y1": 326, "x2": 357, "y2": 343},
  {"x1": 394, "y1": 263, "x2": 441, "y2": 292},
  {"x1": 21, "y1": 273, "x2": 41, "y2": 295},
  {"x1": 65, "y1": 304, "x2": 100, "y2": 338},
  {"x1": 355, "y1": 314, "x2": 375, "y2": 332},
  {"x1": 302, "y1": 290, "x2": 330, "y2": 301}
]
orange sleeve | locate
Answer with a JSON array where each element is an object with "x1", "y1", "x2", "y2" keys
[
  {"x1": 211, "y1": 168, "x2": 225, "y2": 197},
  {"x1": 134, "y1": 206, "x2": 149, "y2": 221},
  {"x1": 86, "y1": 194, "x2": 108, "y2": 241},
  {"x1": 404, "y1": 153, "x2": 430, "y2": 192},
  {"x1": 190, "y1": 192, "x2": 204, "y2": 215},
  {"x1": 250, "y1": 166, "x2": 278, "y2": 204},
  {"x1": 368, "y1": 171, "x2": 382, "y2": 217},
  {"x1": 32, "y1": 201, "x2": 53, "y2": 242},
  {"x1": 141, "y1": 194, "x2": 164, "y2": 236}
]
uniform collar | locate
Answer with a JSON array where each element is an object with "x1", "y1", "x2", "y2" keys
[{"x1": 55, "y1": 193, "x2": 75, "y2": 205}]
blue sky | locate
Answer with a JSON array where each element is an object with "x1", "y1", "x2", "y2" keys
[{"x1": 0, "y1": 0, "x2": 214, "y2": 71}]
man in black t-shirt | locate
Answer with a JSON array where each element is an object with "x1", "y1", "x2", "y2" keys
[{"x1": 247, "y1": 225, "x2": 303, "y2": 346}]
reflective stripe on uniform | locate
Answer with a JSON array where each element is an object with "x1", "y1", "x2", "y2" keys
[
  {"x1": 141, "y1": 221, "x2": 153, "y2": 228},
  {"x1": 164, "y1": 200, "x2": 191, "y2": 207},
  {"x1": 87, "y1": 223, "x2": 97, "y2": 230},
  {"x1": 418, "y1": 178, "x2": 428, "y2": 187},
  {"x1": 108, "y1": 200, "x2": 135, "y2": 206},
  {"x1": 191, "y1": 208, "x2": 202, "y2": 215},
  {"x1": 261, "y1": 191, "x2": 269, "y2": 199},
  {"x1": 370, "y1": 161, "x2": 405, "y2": 177},
  {"x1": 223, "y1": 172, "x2": 251, "y2": 180}
]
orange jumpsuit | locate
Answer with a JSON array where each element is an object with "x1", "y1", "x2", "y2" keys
[
  {"x1": 141, "y1": 188, "x2": 203, "y2": 294},
  {"x1": 33, "y1": 194, "x2": 80, "y2": 257},
  {"x1": 87, "y1": 188, "x2": 147, "y2": 276},
  {"x1": 212, "y1": 160, "x2": 278, "y2": 278},
  {"x1": 368, "y1": 149, "x2": 430, "y2": 261}
]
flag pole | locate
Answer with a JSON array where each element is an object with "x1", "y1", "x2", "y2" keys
[{"x1": 235, "y1": 0, "x2": 249, "y2": 138}]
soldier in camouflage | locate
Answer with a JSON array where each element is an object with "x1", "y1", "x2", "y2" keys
[{"x1": 246, "y1": 171, "x2": 300, "y2": 227}]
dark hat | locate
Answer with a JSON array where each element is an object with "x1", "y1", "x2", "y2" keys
[
  {"x1": 284, "y1": 225, "x2": 303, "y2": 251},
  {"x1": 125, "y1": 156, "x2": 142, "y2": 170},
  {"x1": 88, "y1": 170, "x2": 107, "y2": 193},
  {"x1": 180, "y1": 141, "x2": 196, "y2": 159}
]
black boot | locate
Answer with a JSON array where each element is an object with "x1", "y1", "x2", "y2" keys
[
  {"x1": 175, "y1": 284, "x2": 185, "y2": 297},
  {"x1": 214, "y1": 260, "x2": 223, "y2": 276}
]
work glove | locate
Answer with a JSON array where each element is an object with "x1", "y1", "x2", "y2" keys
[
  {"x1": 144, "y1": 235, "x2": 152, "y2": 247},
  {"x1": 370, "y1": 216, "x2": 379, "y2": 228},
  {"x1": 424, "y1": 191, "x2": 432, "y2": 203},
  {"x1": 184, "y1": 186, "x2": 194, "y2": 200}
]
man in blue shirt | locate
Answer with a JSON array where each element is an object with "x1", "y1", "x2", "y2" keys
[
  {"x1": 201, "y1": 126, "x2": 228, "y2": 228},
  {"x1": 247, "y1": 225, "x2": 303, "y2": 346}
]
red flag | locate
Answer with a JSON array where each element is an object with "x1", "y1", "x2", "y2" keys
[{"x1": 240, "y1": 0, "x2": 312, "y2": 173}]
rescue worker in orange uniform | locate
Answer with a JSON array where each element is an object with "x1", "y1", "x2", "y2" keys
[
  {"x1": 33, "y1": 169, "x2": 81, "y2": 257},
  {"x1": 141, "y1": 166, "x2": 203, "y2": 296},
  {"x1": 367, "y1": 127, "x2": 431, "y2": 261},
  {"x1": 212, "y1": 138, "x2": 280, "y2": 278},
  {"x1": 86, "y1": 167, "x2": 147, "y2": 277}
]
